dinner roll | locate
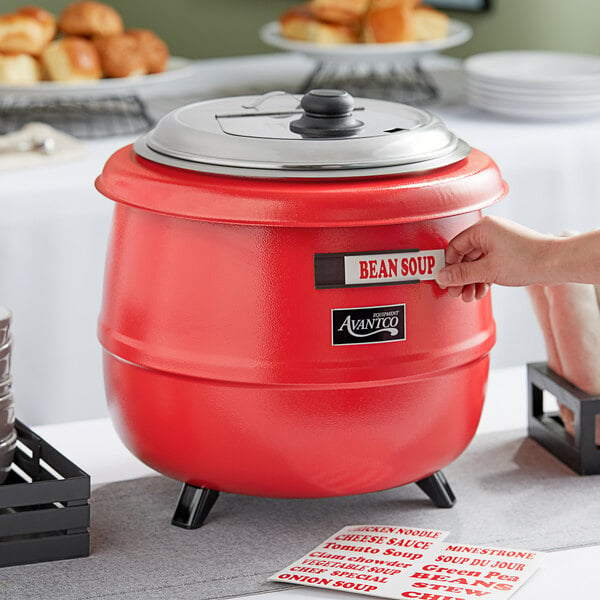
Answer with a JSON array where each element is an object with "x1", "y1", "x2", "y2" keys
[
  {"x1": 0, "y1": 7, "x2": 57, "y2": 55},
  {"x1": 412, "y1": 5, "x2": 449, "y2": 41},
  {"x1": 0, "y1": 52, "x2": 41, "y2": 85},
  {"x1": 127, "y1": 29, "x2": 169, "y2": 74},
  {"x1": 17, "y1": 6, "x2": 57, "y2": 42},
  {"x1": 309, "y1": 0, "x2": 370, "y2": 27},
  {"x1": 280, "y1": 4, "x2": 359, "y2": 44},
  {"x1": 369, "y1": 0, "x2": 421, "y2": 9},
  {"x1": 363, "y1": 0, "x2": 418, "y2": 43},
  {"x1": 41, "y1": 36, "x2": 102, "y2": 82},
  {"x1": 59, "y1": 1, "x2": 124, "y2": 37},
  {"x1": 93, "y1": 33, "x2": 146, "y2": 78}
]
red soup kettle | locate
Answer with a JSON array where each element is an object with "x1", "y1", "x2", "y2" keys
[{"x1": 96, "y1": 90, "x2": 507, "y2": 528}]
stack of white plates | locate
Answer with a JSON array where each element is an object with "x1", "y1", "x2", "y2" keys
[{"x1": 464, "y1": 51, "x2": 600, "y2": 120}]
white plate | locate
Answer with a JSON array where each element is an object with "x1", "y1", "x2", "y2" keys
[
  {"x1": 467, "y1": 90, "x2": 600, "y2": 120},
  {"x1": 468, "y1": 90, "x2": 600, "y2": 111},
  {"x1": 259, "y1": 19, "x2": 472, "y2": 63},
  {"x1": 465, "y1": 76, "x2": 600, "y2": 99},
  {"x1": 0, "y1": 57, "x2": 194, "y2": 98},
  {"x1": 464, "y1": 51, "x2": 600, "y2": 89},
  {"x1": 469, "y1": 103, "x2": 600, "y2": 121},
  {"x1": 465, "y1": 80, "x2": 600, "y2": 103}
]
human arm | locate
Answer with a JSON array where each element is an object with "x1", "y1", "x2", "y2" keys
[{"x1": 436, "y1": 216, "x2": 600, "y2": 301}]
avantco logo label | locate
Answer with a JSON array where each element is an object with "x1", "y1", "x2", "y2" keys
[{"x1": 332, "y1": 304, "x2": 406, "y2": 346}]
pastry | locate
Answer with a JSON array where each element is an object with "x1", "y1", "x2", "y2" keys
[
  {"x1": 280, "y1": 4, "x2": 359, "y2": 44},
  {"x1": 0, "y1": 7, "x2": 57, "y2": 55},
  {"x1": 93, "y1": 33, "x2": 146, "y2": 78},
  {"x1": 363, "y1": 0, "x2": 417, "y2": 43},
  {"x1": 278, "y1": 0, "x2": 449, "y2": 45},
  {"x1": 127, "y1": 28, "x2": 169, "y2": 74},
  {"x1": 0, "y1": 3, "x2": 169, "y2": 83},
  {"x1": 0, "y1": 52, "x2": 41, "y2": 84},
  {"x1": 412, "y1": 5, "x2": 449, "y2": 41},
  {"x1": 368, "y1": 0, "x2": 421, "y2": 9},
  {"x1": 59, "y1": 1, "x2": 124, "y2": 37},
  {"x1": 16, "y1": 6, "x2": 56, "y2": 44},
  {"x1": 41, "y1": 36, "x2": 102, "y2": 82},
  {"x1": 309, "y1": 0, "x2": 371, "y2": 27}
]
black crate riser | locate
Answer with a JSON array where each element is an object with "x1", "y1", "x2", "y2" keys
[
  {"x1": 528, "y1": 414, "x2": 583, "y2": 473},
  {"x1": 0, "y1": 421, "x2": 90, "y2": 567},
  {"x1": 0, "y1": 532, "x2": 90, "y2": 568},
  {"x1": 13, "y1": 423, "x2": 88, "y2": 479},
  {"x1": 0, "y1": 475, "x2": 89, "y2": 510},
  {"x1": 0, "y1": 503, "x2": 90, "y2": 538},
  {"x1": 528, "y1": 362, "x2": 600, "y2": 475}
]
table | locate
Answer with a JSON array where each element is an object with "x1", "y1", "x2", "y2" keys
[
  {"x1": 4, "y1": 53, "x2": 600, "y2": 426},
  {"x1": 33, "y1": 365, "x2": 600, "y2": 599}
]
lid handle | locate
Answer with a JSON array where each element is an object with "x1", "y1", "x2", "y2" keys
[{"x1": 290, "y1": 89, "x2": 364, "y2": 138}]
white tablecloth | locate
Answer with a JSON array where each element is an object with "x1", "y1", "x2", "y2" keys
[{"x1": 3, "y1": 53, "x2": 600, "y2": 425}]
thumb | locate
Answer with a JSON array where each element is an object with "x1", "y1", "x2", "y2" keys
[{"x1": 436, "y1": 258, "x2": 492, "y2": 287}]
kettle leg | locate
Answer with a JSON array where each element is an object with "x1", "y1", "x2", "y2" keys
[
  {"x1": 171, "y1": 483, "x2": 220, "y2": 529},
  {"x1": 416, "y1": 470, "x2": 456, "y2": 508}
]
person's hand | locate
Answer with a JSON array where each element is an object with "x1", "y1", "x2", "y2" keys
[{"x1": 436, "y1": 216, "x2": 556, "y2": 302}]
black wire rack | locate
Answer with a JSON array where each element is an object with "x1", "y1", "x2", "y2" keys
[
  {"x1": 0, "y1": 94, "x2": 154, "y2": 138},
  {"x1": 298, "y1": 61, "x2": 438, "y2": 105},
  {"x1": 0, "y1": 63, "x2": 437, "y2": 139}
]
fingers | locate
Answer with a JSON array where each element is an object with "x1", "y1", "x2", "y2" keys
[
  {"x1": 443, "y1": 282, "x2": 489, "y2": 302},
  {"x1": 475, "y1": 283, "x2": 490, "y2": 300},
  {"x1": 446, "y1": 285, "x2": 463, "y2": 298},
  {"x1": 436, "y1": 217, "x2": 499, "y2": 301},
  {"x1": 461, "y1": 284, "x2": 477, "y2": 303},
  {"x1": 444, "y1": 223, "x2": 485, "y2": 265},
  {"x1": 436, "y1": 256, "x2": 492, "y2": 288}
]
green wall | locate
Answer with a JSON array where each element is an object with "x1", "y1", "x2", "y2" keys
[{"x1": 4, "y1": 0, "x2": 600, "y2": 59}]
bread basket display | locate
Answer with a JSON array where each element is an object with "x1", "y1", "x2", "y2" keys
[
  {"x1": 0, "y1": 2, "x2": 169, "y2": 85},
  {"x1": 96, "y1": 89, "x2": 507, "y2": 528},
  {"x1": 260, "y1": 0, "x2": 472, "y2": 103},
  {"x1": 0, "y1": 2, "x2": 175, "y2": 139}
]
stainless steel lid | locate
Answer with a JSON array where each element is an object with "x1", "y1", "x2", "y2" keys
[{"x1": 135, "y1": 89, "x2": 470, "y2": 178}]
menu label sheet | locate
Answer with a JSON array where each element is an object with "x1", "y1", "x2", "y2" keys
[{"x1": 269, "y1": 525, "x2": 543, "y2": 600}]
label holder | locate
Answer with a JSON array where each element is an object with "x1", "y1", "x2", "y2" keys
[{"x1": 314, "y1": 248, "x2": 444, "y2": 290}]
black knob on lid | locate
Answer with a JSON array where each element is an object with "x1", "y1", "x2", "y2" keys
[{"x1": 290, "y1": 89, "x2": 364, "y2": 138}]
